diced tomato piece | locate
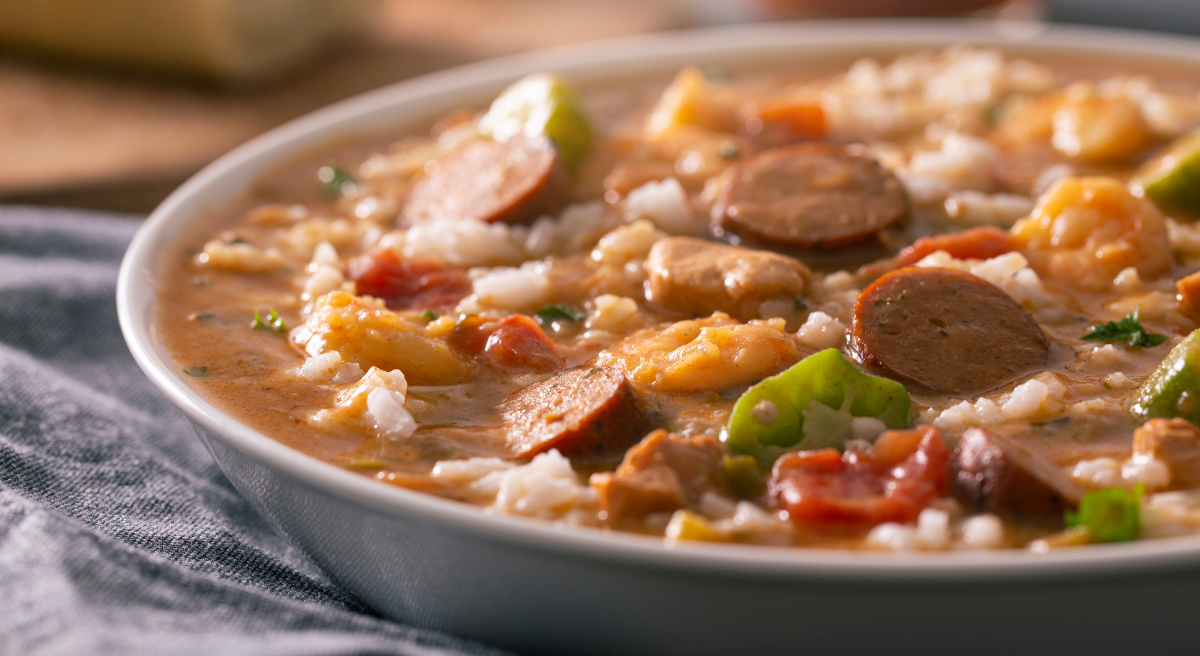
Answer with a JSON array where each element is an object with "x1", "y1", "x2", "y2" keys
[
  {"x1": 447, "y1": 315, "x2": 499, "y2": 355},
  {"x1": 484, "y1": 315, "x2": 564, "y2": 372},
  {"x1": 756, "y1": 101, "x2": 826, "y2": 140},
  {"x1": 769, "y1": 425, "x2": 949, "y2": 527},
  {"x1": 447, "y1": 314, "x2": 564, "y2": 372},
  {"x1": 348, "y1": 249, "x2": 469, "y2": 310},
  {"x1": 890, "y1": 226, "x2": 1015, "y2": 270}
]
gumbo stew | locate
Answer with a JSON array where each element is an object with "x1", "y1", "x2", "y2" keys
[{"x1": 161, "y1": 47, "x2": 1200, "y2": 551}]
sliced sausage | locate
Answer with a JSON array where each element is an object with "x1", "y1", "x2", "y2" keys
[
  {"x1": 1133, "y1": 418, "x2": 1200, "y2": 490},
  {"x1": 953, "y1": 427, "x2": 1083, "y2": 524},
  {"x1": 502, "y1": 366, "x2": 648, "y2": 459},
  {"x1": 645, "y1": 236, "x2": 811, "y2": 320},
  {"x1": 402, "y1": 134, "x2": 570, "y2": 226},
  {"x1": 852, "y1": 267, "x2": 1049, "y2": 395},
  {"x1": 592, "y1": 429, "x2": 725, "y2": 524},
  {"x1": 713, "y1": 143, "x2": 907, "y2": 249}
]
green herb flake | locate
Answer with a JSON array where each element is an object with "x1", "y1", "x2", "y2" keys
[
  {"x1": 421, "y1": 310, "x2": 439, "y2": 321},
  {"x1": 183, "y1": 366, "x2": 208, "y2": 377},
  {"x1": 793, "y1": 296, "x2": 808, "y2": 311},
  {"x1": 317, "y1": 164, "x2": 356, "y2": 199},
  {"x1": 188, "y1": 312, "x2": 214, "y2": 322},
  {"x1": 718, "y1": 143, "x2": 741, "y2": 160},
  {"x1": 1082, "y1": 307, "x2": 1167, "y2": 348},
  {"x1": 1065, "y1": 485, "x2": 1143, "y2": 543},
  {"x1": 251, "y1": 309, "x2": 286, "y2": 333},
  {"x1": 227, "y1": 236, "x2": 249, "y2": 245},
  {"x1": 534, "y1": 304, "x2": 586, "y2": 328}
]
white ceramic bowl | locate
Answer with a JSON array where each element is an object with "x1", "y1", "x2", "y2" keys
[{"x1": 119, "y1": 21, "x2": 1200, "y2": 655}]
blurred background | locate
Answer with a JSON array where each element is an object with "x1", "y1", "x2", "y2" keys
[{"x1": 0, "y1": 0, "x2": 1196, "y2": 213}]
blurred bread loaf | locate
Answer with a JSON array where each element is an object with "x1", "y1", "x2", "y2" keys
[{"x1": 0, "y1": 0, "x2": 374, "y2": 82}]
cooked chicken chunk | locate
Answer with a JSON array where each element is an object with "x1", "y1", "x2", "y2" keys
[
  {"x1": 645, "y1": 236, "x2": 810, "y2": 320},
  {"x1": 592, "y1": 429, "x2": 725, "y2": 523},
  {"x1": 1134, "y1": 418, "x2": 1200, "y2": 490}
]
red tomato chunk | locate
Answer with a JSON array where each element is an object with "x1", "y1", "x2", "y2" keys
[
  {"x1": 348, "y1": 249, "x2": 469, "y2": 310},
  {"x1": 890, "y1": 226, "x2": 1015, "y2": 269},
  {"x1": 448, "y1": 314, "x2": 564, "y2": 372},
  {"x1": 486, "y1": 315, "x2": 564, "y2": 372},
  {"x1": 447, "y1": 315, "x2": 497, "y2": 355},
  {"x1": 769, "y1": 425, "x2": 949, "y2": 527}
]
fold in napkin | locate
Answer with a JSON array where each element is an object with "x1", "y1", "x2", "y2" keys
[{"x1": 0, "y1": 207, "x2": 511, "y2": 656}]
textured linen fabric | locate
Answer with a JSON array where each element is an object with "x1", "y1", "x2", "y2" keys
[{"x1": 0, "y1": 206, "x2": 512, "y2": 656}]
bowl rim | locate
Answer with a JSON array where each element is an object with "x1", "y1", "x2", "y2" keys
[{"x1": 118, "y1": 18, "x2": 1200, "y2": 583}]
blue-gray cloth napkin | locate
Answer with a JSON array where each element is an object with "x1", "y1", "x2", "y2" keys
[{"x1": 0, "y1": 206, "x2": 512, "y2": 656}]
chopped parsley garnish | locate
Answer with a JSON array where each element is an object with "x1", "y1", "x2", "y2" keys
[
  {"x1": 1066, "y1": 485, "x2": 1143, "y2": 543},
  {"x1": 251, "y1": 309, "x2": 286, "y2": 333},
  {"x1": 227, "y1": 236, "x2": 249, "y2": 245},
  {"x1": 1082, "y1": 307, "x2": 1167, "y2": 348},
  {"x1": 421, "y1": 310, "x2": 439, "y2": 321},
  {"x1": 182, "y1": 366, "x2": 208, "y2": 377},
  {"x1": 318, "y1": 164, "x2": 356, "y2": 199},
  {"x1": 534, "y1": 304, "x2": 586, "y2": 328},
  {"x1": 718, "y1": 143, "x2": 741, "y2": 160},
  {"x1": 793, "y1": 296, "x2": 808, "y2": 311}
]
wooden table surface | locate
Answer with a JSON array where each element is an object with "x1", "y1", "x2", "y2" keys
[{"x1": 0, "y1": 0, "x2": 684, "y2": 212}]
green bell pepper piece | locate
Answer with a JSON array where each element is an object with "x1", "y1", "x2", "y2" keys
[
  {"x1": 725, "y1": 349, "x2": 912, "y2": 465},
  {"x1": 1065, "y1": 485, "x2": 1143, "y2": 543},
  {"x1": 479, "y1": 73, "x2": 593, "y2": 171},
  {"x1": 1133, "y1": 128, "x2": 1200, "y2": 214},
  {"x1": 1130, "y1": 329, "x2": 1200, "y2": 424}
]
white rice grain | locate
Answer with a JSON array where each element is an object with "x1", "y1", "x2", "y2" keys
[
  {"x1": 794, "y1": 311, "x2": 847, "y2": 350},
  {"x1": 1071, "y1": 457, "x2": 1122, "y2": 489},
  {"x1": 960, "y1": 514, "x2": 1005, "y2": 549},
  {"x1": 867, "y1": 523, "x2": 919, "y2": 551},
  {"x1": 587, "y1": 294, "x2": 640, "y2": 332},
  {"x1": 403, "y1": 219, "x2": 526, "y2": 267},
  {"x1": 493, "y1": 450, "x2": 595, "y2": 517},
  {"x1": 917, "y1": 508, "x2": 951, "y2": 549},
  {"x1": 195, "y1": 240, "x2": 285, "y2": 273},
  {"x1": 624, "y1": 178, "x2": 697, "y2": 235},
  {"x1": 591, "y1": 219, "x2": 665, "y2": 264},
  {"x1": 295, "y1": 351, "x2": 344, "y2": 382},
  {"x1": 366, "y1": 386, "x2": 417, "y2": 439},
  {"x1": 470, "y1": 262, "x2": 552, "y2": 310},
  {"x1": 944, "y1": 190, "x2": 1034, "y2": 227}
]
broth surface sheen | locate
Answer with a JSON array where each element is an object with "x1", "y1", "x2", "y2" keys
[{"x1": 160, "y1": 47, "x2": 1200, "y2": 552}]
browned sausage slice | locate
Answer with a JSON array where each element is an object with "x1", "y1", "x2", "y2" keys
[
  {"x1": 402, "y1": 134, "x2": 570, "y2": 226},
  {"x1": 713, "y1": 143, "x2": 907, "y2": 249},
  {"x1": 502, "y1": 367, "x2": 648, "y2": 459},
  {"x1": 953, "y1": 427, "x2": 1083, "y2": 524},
  {"x1": 852, "y1": 267, "x2": 1049, "y2": 395}
]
